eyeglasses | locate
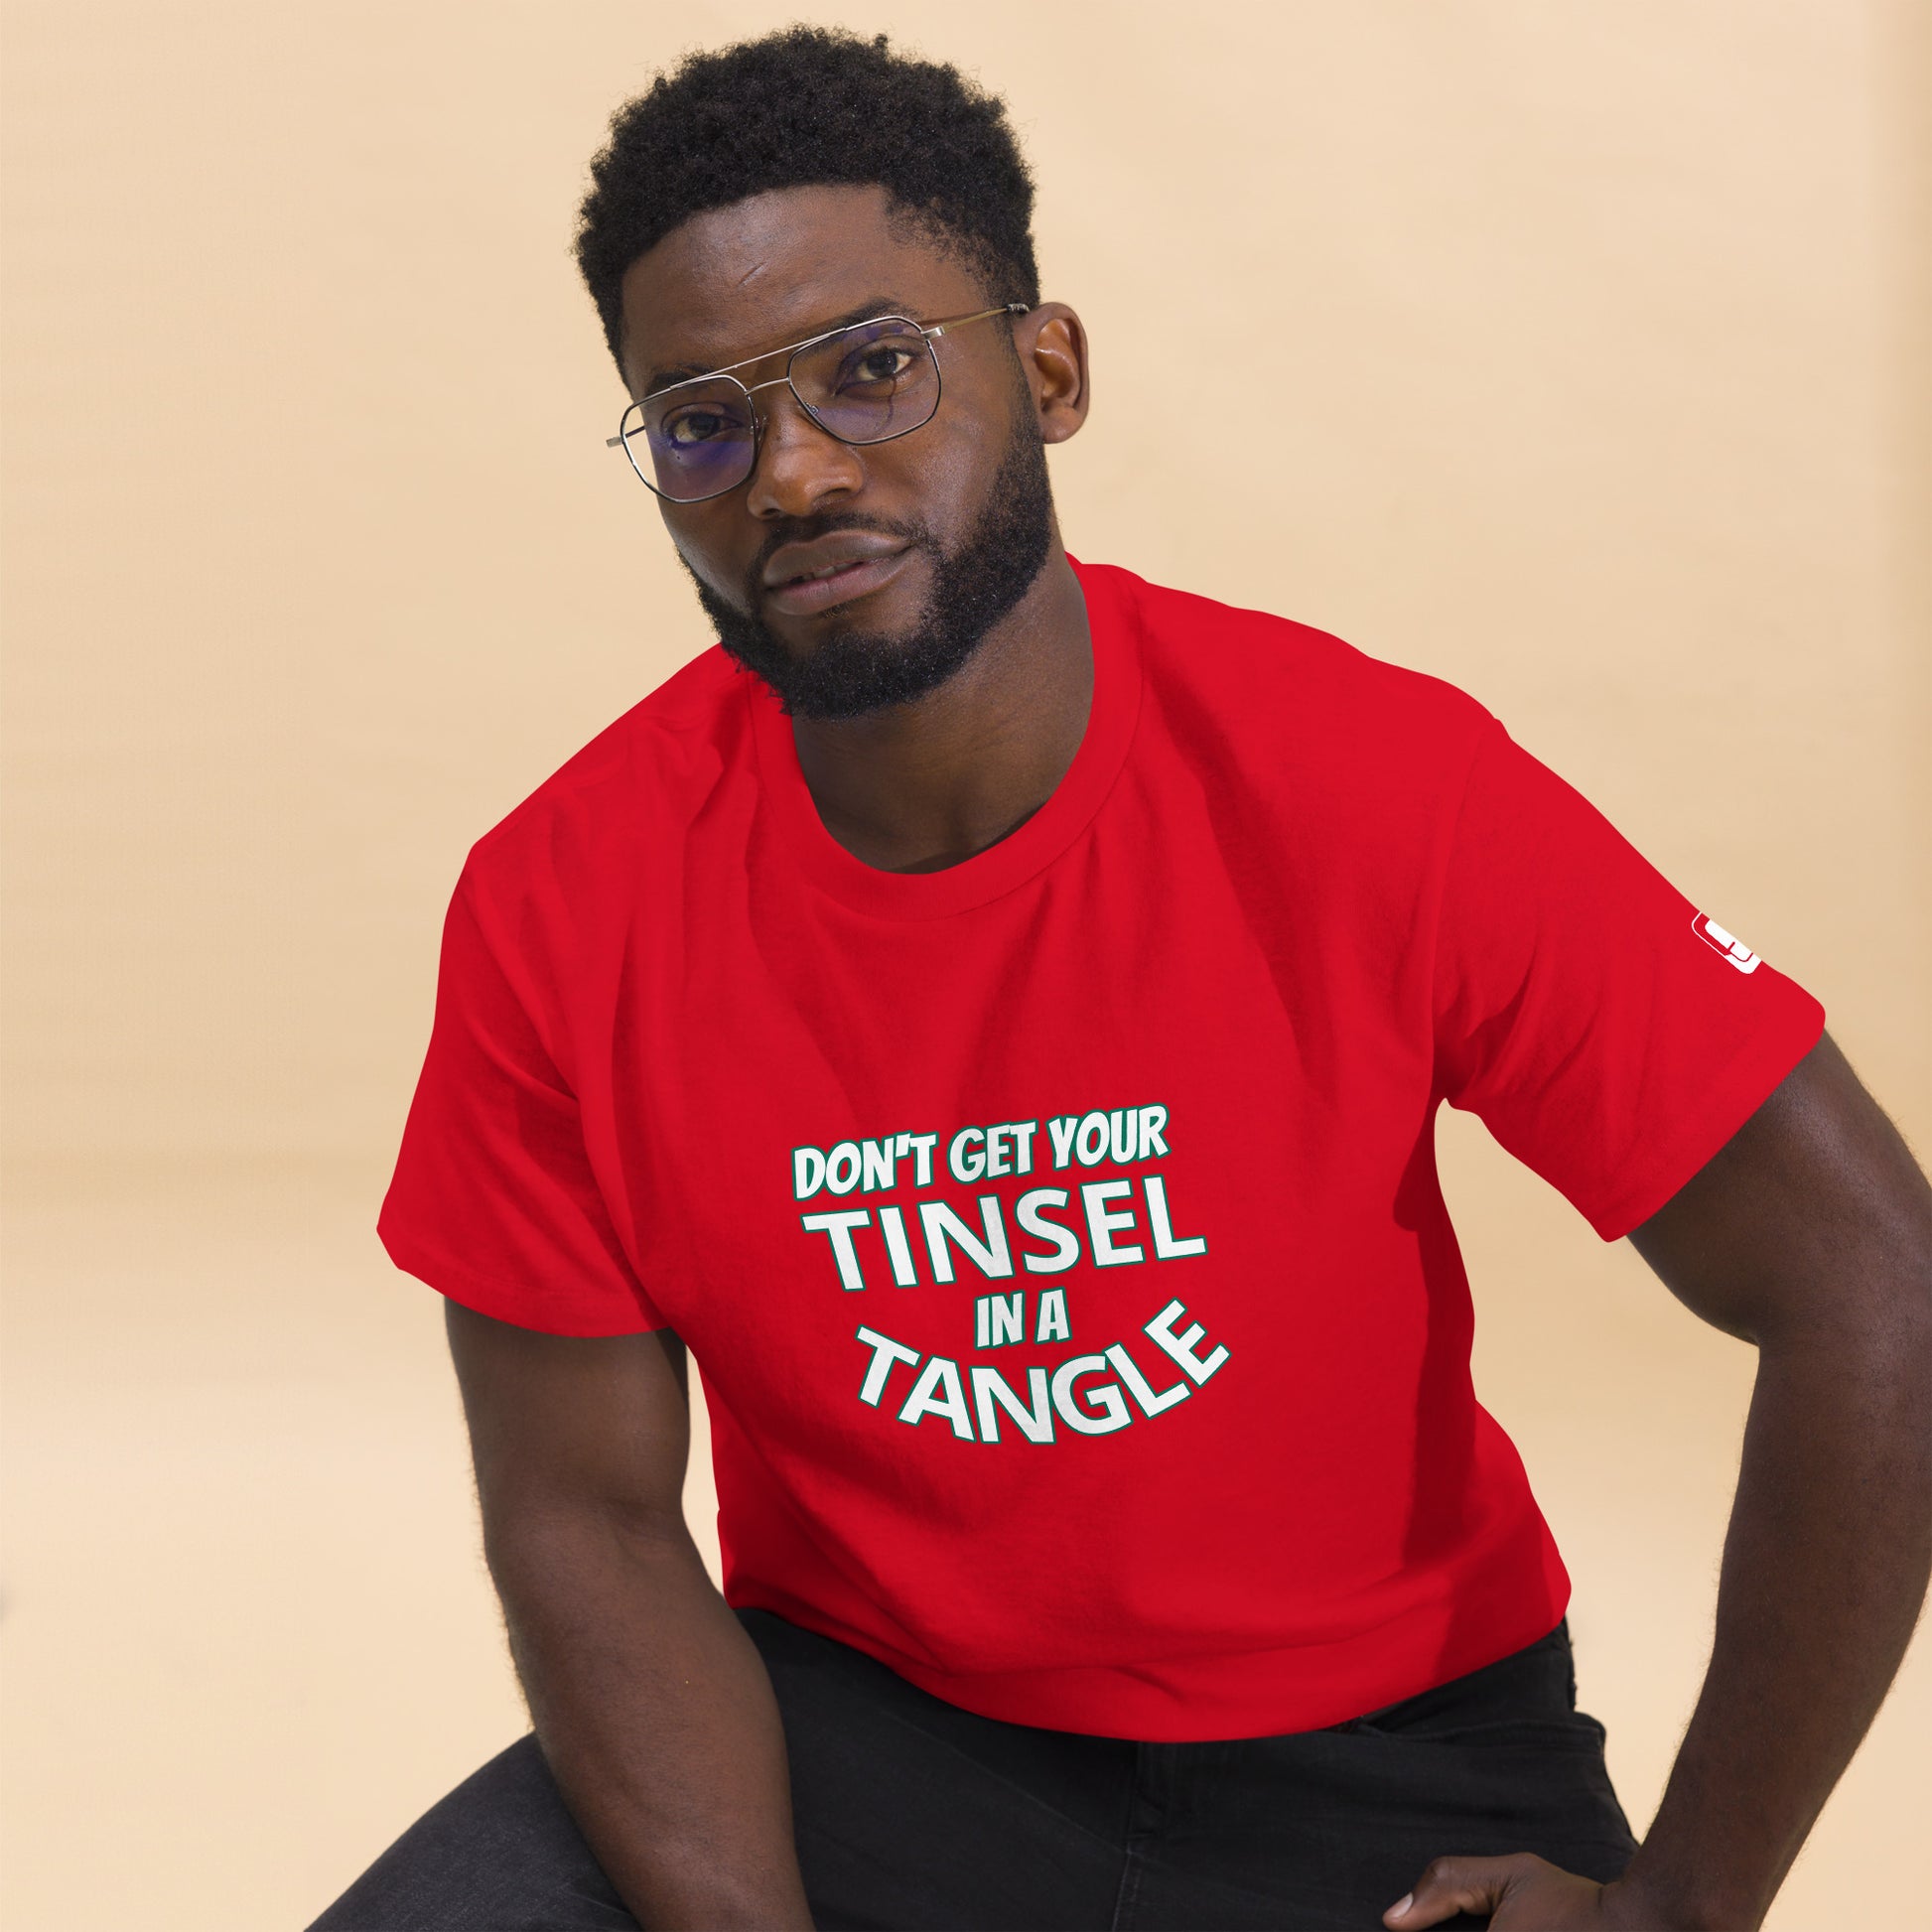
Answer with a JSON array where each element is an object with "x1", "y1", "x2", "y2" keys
[{"x1": 606, "y1": 303, "x2": 1029, "y2": 504}]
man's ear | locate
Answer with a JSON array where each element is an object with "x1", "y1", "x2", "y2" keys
[{"x1": 1019, "y1": 303, "x2": 1090, "y2": 444}]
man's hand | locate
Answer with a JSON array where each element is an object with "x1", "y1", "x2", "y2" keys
[{"x1": 1385, "y1": 1856, "x2": 1665, "y2": 1929}]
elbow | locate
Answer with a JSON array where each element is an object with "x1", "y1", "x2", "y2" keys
[{"x1": 1756, "y1": 1234, "x2": 1932, "y2": 1380}]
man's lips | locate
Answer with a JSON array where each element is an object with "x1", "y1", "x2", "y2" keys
[{"x1": 760, "y1": 534, "x2": 912, "y2": 618}]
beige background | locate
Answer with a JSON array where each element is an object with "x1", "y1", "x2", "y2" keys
[{"x1": 3, "y1": 2, "x2": 1927, "y2": 1927}]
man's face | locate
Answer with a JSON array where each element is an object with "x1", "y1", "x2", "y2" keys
[{"x1": 617, "y1": 185, "x2": 1073, "y2": 718}]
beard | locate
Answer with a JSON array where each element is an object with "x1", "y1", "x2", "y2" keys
[{"x1": 678, "y1": 414, "x2": 1056, "y2": 720}]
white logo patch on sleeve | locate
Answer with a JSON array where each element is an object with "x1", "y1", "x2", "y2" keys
[{"x1": 1692, "y1": 912, "x2": 1763, "y2": 974}]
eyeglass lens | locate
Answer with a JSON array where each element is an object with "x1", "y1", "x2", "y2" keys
[{"x1": 621, "y1": 318, "x2": 941, "y2": 501}]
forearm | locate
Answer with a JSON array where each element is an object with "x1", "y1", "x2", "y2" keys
[
  {"x1": 1617, "y1": 1320, "x2": 1932, "y2": 1930},
  {"x1": 488, "y1": 1506, "x2": 814, "y2": 1931}
]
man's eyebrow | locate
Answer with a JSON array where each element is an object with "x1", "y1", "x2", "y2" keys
[{"x1": 641, "y1": 298, "x2": 916, "y2": 397}]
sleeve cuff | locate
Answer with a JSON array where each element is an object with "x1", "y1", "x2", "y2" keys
[
  {"x1": 1580, "y1": 993, "x2": 1827, "y2": 1242},
  {"x1": 376, "y1": 1216, "x2": 670, "y2": 1337}
]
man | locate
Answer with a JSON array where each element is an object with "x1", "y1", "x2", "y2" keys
[{"x1": 311, "y1": 27, "x2": 1932, "y2": 1932}]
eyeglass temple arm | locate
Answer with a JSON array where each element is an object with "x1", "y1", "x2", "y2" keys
[
  {"x1": 606, "y1": 302, "x2": 1032, "y2": 445},
  {"x1": 924, "y1": 301, "x2": 1031, "y2": 339}
]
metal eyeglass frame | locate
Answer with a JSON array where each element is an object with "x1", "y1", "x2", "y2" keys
[{"x1": 605, "y1": 302, "x2": 1031, "y2": 503}]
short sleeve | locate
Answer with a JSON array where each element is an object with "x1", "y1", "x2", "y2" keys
[
  {"x1": 1432, "y1": 718, "x2": 1826, "y2": 1241},
  {"x1": 377, "y1": 866, "x2": 667, "y2": 1335}
]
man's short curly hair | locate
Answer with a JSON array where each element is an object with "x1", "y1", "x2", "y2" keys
[{"x1": 573, "y1": 27, "x2": 1041, "y2": 380}]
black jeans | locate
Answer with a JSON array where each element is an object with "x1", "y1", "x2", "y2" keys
[{"x1": 308, "y1": 1608, "x2": 1637, "y2": 1931}]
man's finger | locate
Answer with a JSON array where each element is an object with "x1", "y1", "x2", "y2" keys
[{"x1": 1385, "y1": 1853, "x2": 1536, "y2": 1928}]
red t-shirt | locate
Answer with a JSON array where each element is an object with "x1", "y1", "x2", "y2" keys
[{"x1": 378, "y1": 556, "x2": 1824, "y2": 1739}]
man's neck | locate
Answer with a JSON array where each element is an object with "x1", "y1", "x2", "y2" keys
[{"x1": 787, "y1": 549, "x2": 1093, "y2": 875}]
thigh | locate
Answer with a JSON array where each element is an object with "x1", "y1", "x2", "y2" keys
[
  {"x1": 740, "y1": 1607, "x2": 1132, "y2": 1932},
  {"x1": 305, "y1": 1733, "x2": 636, "y2": 1932},
  {"x1": 1135, "y1": 1719, "x2": 1636, "y2": 1931},
  {"x1": 1118, "y1": 1625, "x2": 1639, "y2": 1932}
]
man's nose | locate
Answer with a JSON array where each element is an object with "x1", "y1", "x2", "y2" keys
[{"x1": 743, "y1": 385, "x2": 867, "y2": 520}]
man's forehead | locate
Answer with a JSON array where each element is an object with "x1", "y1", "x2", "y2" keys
[{"x1": 618, "y1": 184, "x2": 983, "y2": 395}]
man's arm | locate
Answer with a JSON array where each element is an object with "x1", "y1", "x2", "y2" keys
[
  {"x1": 445, "y1": 1301, "x2": 815, "y2": 1931},
  {"x1": 1389, "y1": 1030, "x2": 1932, "y2": 1931}
]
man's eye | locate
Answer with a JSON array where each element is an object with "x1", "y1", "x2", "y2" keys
[
  {"x1": 843, "y1": 345, "x2": 918, "y2": 387},
  {"x1": 664, "y1": 409, "x2": 738, "y2": 447}
]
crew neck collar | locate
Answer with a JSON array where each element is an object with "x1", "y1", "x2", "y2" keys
[{"x1": 746, "y1": 554, "x2": 1143, "y2": 920}]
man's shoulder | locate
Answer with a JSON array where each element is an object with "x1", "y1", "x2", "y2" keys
[
  {"x1": 1099, "y1": 561, "x2": 1495, "y2": 782},
  {"x1": 460, "y1": 643, "x2": 746, "y2": 896}
]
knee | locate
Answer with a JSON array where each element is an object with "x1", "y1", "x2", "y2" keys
[{"x1": 305, "y1": 1734, "x2": 632, "y2": 1931}]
